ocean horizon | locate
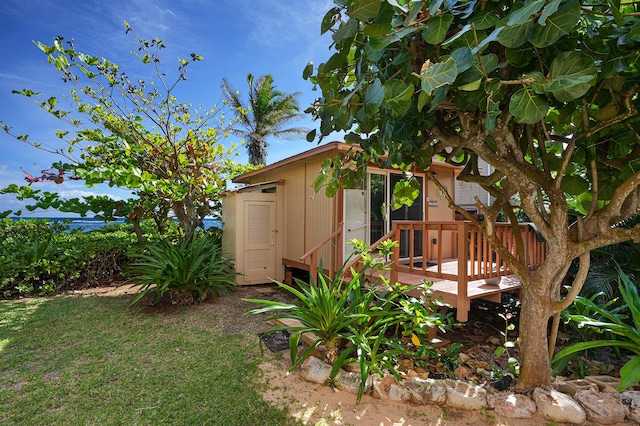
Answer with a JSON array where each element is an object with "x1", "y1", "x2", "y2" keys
[{"x1": 9, "y1": 217, "x2": 222, "y2": 232}]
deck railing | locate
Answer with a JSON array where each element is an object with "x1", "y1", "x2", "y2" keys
[
  {"x1": 391, "y1": 220, "x2": 547, "y2": 282},
  {"x1": 299, "y1": 222, "x2": 343, "y2": 284}
]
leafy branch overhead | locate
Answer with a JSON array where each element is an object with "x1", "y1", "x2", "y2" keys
[{"x1": 307, "y1": 0, "x2": 640, "y2": 391}]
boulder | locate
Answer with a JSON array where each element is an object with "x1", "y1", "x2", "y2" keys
[
  {"x1": 299, "y1": 356, "x2": 332, "y2": 384},
  {"x1": 487, "y1": 392, "x2": 536, "y2": 418},
  {"x1": 574, "y1": 388, "x2": 626, "y2": 425},
  {"x1": 615, "y1": 391, "x2": 640, "y2": 424},
  {"x1": 403, "y1": 377, "x2": 447, "y2": 405},
  {"x1": 444, "y1": 379, "x2": 487, "y2": 410},
  {"x1": 533, "y1": 388, "x2": 586, "y2": 424},
  {"x1": 334, "y1": 370, "x2": 372, "y2": 395}
]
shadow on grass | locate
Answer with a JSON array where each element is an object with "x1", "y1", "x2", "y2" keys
[{"x1": 0, "y1": 292, "x2": 300, "y2": 425}]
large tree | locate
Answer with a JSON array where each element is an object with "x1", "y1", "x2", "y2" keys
[
  {"x1": 221, "y1": 74, "x2": 307, "y2": 165},
  {"x1": 306, "y1": 0, "x2": 640, "y2": 390},
  {"x1": 1, "y1": 28, "x2": 252, "y2": 240}
]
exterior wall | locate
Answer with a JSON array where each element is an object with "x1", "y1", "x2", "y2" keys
[
  {"x1": 455, "y1": 157, "x2": 493, "y2": 211},
  {"x1": 234, "y1": 150, "x2": 338, "y2": 273},
  {"x1": 426, "y1": 164, "x2": 456, "y2": 259}
]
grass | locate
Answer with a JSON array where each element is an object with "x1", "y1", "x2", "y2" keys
[{"x1": 0, "y1": 293, "x2": 300, "y2": 425}]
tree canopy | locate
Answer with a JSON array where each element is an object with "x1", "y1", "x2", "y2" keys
[
  {"x1": 306, "y1": 0, "x2": 640, "y2": 390},
  {"x1": 2, "y1": 28, "x2": 253, "y2": 240}
]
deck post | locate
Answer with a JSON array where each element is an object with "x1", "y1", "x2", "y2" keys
[
  {"x1": 457, "y1": 222, "x2": 469, "y2": 322},
  {"x1": 391, "y1": 226, "x2": 399, "y2": 284}
]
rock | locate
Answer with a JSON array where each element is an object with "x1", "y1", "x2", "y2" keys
[
  {"x1": 403, "y1": 377, "x2": 447, "y2": 405},
  {"x1": 615, "y1": 391, "x2": 640, "y2": 424},
  {"x1": 533, "y1": 387, "x2": 586, "y2": 424},
  {"x1": 299, "y1": 356, "x2": 332, "y2": 384},
  {"x1": 334, "y1": 370, "x2": 372, "y2": 395},
  {"x1": 584, "y1": 375, "x2": 620, "y2": 393},
  {"x1": 444, "y1": 379, "x2": 487, "y2": 410},
  {"x1": 487, "y1": 392, "x2": 536, "y2": 418},
  {"x1": 553, "y1": 377, "x2": 597, "y2": 395},
  {"x1": 372, "y1": 374, "x2": 399, "y2": 400},
  {"x1": 574, "y1": 388, "x2": 626, "y2": 424},
  {"x1": 370, "y1": 374, "x2": 410, "y2": 402}
]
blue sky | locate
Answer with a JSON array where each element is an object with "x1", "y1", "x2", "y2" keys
[{"x1": 0, "y1": 0, "x2": 336, "y2": 217}]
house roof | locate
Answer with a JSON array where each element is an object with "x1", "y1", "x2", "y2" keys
[
  {"x1": 232, "y1": 142, "x2": 350, "y2": 184},
  {"x1": 231, "y1": 140, "x2": 460, "y2": 184}
]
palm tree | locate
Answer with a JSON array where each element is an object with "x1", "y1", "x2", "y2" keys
[{"x1": 221, "y1": 74, "x2": 307, "y2": 166}]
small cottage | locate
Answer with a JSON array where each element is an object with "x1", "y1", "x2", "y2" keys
[{"x1": 222, "y1": 142, "x2": 546, "y2": 321}]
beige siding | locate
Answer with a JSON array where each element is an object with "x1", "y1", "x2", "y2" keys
[
  {"x1": 221, "y1": 195, "x2": 236, "y2": 263},
  {"x1": 304, "y1": 158, "x2": 336, "y2": 271}
]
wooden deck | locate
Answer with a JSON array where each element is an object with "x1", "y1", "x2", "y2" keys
[
  {"x1": 394, "y1": 259, "x2": 523, "y2": 321},
  {"x1": 301, "y1": 220, "x2": 547, "y2": 323}
]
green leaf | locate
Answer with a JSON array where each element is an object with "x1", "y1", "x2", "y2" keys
[
  {"x1": 470, "y1": 11, "x2": 499, "y2": 30},
  {"x1": 485, "y1": 97, "x2": 501, "y2": 132},
  {"x1": 351, "y1": 0, "x2": 380, "y2": 21},
  {"x1": 384, "y1": 81, "x2": 415, "y2": 117},
  {"x1": 420, "y1": 57, "x2": 457, "y2": 95},
  {"x1": 509, "y1": 88, "x2": 549, "y2": 124},
  {"x1": 364, "y1": 78, "x2": 384, "y2": 114},
  {"x1": 332, "y1": 18, "x2": 358, "y2": 44},
  {"x1": 321, "y1": 7, "x2": 340, "y2": 34},
  {"x1": 422, "y1": 15, "x2": 454, "y2": 45},
  {"x1": 547, "y1": 51, "x2": 596, "y2": 102},
  {"x1": 507, "y1": 0, "x2": 545, "y2": 26},
  {"x1": 608, "y1": 130, "x2": 637, "y2": 159},
  {"x1": 302, "y1": 62, "x2": 314, "y2": 80},
  {"x1": 497, "y1": 22, "x2": 533, "y2": 48},
  {"x1": 538, "y1": 0, "x2": 561, "y2": 25},
  {"x1": 618, "y1": 356, "x2": 640, "y2": 391},
  {"x1": 530, "y1": 0, "x2": 581, "y2": 48},
  {"x1": 560, "y1": 175, "x2": 590, "y2": 195}
]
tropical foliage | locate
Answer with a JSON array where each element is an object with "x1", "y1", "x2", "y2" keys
[
  {"x1": 1, "y1": 27, "x2": 253, "y2": 240},
  {"x1": 244, "y1": 241, "x2": 450, "y2": 403},
  {"x1": 553, "y1": 269, "x2": 640, "y2": 391},
  {"x1": 221, "y1": 73, "x2": 307, "y2": 165},
  {"x1": 0, "y1": 218, "x2": 138, "y2": 298},
  {"x1": 306, "y1": 0, "x2": 640, "y2": 390},
  {"x1": 124, "y1": 231, "x2": 237, "y2": 306}
]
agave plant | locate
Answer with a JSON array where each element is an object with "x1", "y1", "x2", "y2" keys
[
  {"x1": 553, "y1": 269, "x2": 640, "y2": 390},
  {"x1": 124, "y1": 232, "x2": 237, "y2": 306}
]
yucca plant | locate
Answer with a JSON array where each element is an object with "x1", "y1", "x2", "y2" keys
[
  {"x1": 124, "y1": 232, "x2": 237, "y2": 306},
  {"x1": 553, "y1": 269, "x2": 640, "y2": 390}
]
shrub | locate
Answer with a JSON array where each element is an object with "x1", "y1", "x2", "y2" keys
[
  {"x1": 124, "y1": 231, "x2": 237, "y2": 306},
  {"x1": 553, "y1": 269, "x2": 640, "y2": 390},
  {"x1": 0, "y1": 219, "x2": 136, "y2": 297},
  {"x1": 244, "y1": 239, "x2": 450, "y2": 403}
]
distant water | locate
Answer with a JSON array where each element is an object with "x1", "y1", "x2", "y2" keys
[{"x1": 9, "y1": 217, "x2": 222, "y2": 232}]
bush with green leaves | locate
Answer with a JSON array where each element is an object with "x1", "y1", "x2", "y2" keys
[
  {"x1": 124, "y1": 231, "x2": 237, "y2": 306},
  {"x1": 1, "y1": 218, "x2": 136, "y2": 297},
  {"x1": 244, "y1": 240, "x2": 450, "y2": 403},
  {"x1": 553, "y1": 269, "x2": 640, "y2": 390}
]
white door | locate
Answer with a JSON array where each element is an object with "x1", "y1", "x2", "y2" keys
[
  {"x1": 242, "y1": 196, "x2": 277, "y2": 284},
  {"x1": 343, "y1": 188, "x2": 367, "y2": 260}
]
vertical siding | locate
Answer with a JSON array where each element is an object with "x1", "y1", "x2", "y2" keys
[
  {"x1": 220, "y1": 194, "x2": 237, "y2": 278},
  {"x1": 304, "y1": 158, "x2": 336, "y2": 271}
]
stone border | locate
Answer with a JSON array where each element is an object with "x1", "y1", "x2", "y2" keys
[{"x1": 299, "y1": 356, "x2": 640, "y2": 424}]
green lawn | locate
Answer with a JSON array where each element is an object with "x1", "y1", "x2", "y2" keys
[{"x1": 0, "y1": 293, "x2": 299, "y2": 425}]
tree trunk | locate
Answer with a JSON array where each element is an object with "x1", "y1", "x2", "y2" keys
[{"x1": 516, "y1": 281, "x2": 553, "y2": 390}]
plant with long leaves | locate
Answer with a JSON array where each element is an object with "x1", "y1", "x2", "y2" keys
[
  {"x1": 552, "y1": 269, "x2": 640, "y2": 390},
  {"x1": 124, "y1": 232, "x2": 237, "y2": 306}
]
